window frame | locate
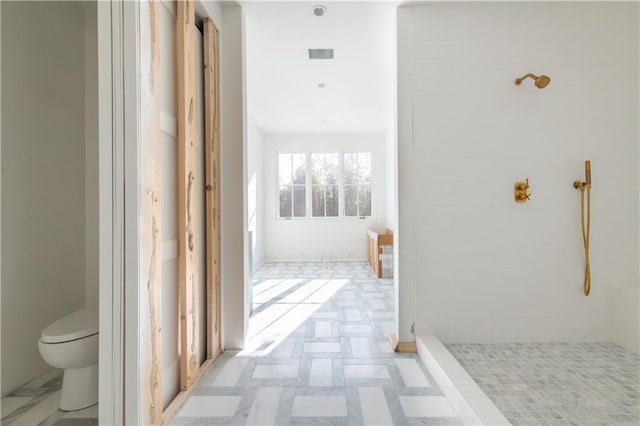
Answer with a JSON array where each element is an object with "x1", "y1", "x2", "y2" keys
[{"x1": 275, "y1": 150, "x2": 374, "y2": 220}]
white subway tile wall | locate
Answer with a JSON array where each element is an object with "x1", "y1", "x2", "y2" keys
[{"x1": 398, "y1": 2, "x2": 639, "y2": 347}]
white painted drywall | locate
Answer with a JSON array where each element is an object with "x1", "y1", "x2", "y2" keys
[
  {"x1": 220, "y1": 3, "x2": 246, "y2": 349},
  {"x1": 199, "y1": 0, "x2": 223, "y2": 32},
  {"x1": 396, "y1": 6, "x2": 416, "y2": 342},
  {"x1": 247, "y1": 120, "x2": 265, "y2": 270},
  {"x1": 262, "y1": 133, "x2": 387, "y2": 262},
  {"x1": 84, "y1": 2, "x2": 99, "y2": 306},
  {"x1": 1, "y1": 1, "x2": 87, "y2": 395},
  {"x1": 384, "y1": 131, "x2": 396, "y2": 231},
  {"x1": 398, "y1": 2, "x2": 639, "y2": 348}
]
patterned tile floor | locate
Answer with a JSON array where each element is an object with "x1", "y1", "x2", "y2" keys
[
  {"x1": 172, "y1": 261, "x2": 462, "y2": 425},
  {"x1": 1, "y1": 370, "x2": 97, "y2": 425},
  {"x1": 446, "y1": 342, "x2": 640, "y2": 426}
]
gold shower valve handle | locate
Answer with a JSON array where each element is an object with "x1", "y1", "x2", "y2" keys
[{"x1": 514, "y1": 178, "x2": 531, "y2": 203}]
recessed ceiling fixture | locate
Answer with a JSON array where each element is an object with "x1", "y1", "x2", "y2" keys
[
  {"x1": 308, "y1": 49, "x2": 334, "y2": 60},
  {"x1": 312, "y1": 5, "x2": 327, "y2": 17},
  {"x1": 317, "y1": 83, "x2": 326, "y2": 88}
]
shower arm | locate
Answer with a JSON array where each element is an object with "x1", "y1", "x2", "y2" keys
[{"x1": 514, "y1": 73, "x2": 538, "y2": 85}]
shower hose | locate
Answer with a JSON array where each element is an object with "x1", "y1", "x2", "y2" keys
[{"x1": 578, "y1": 185, "x2": 591, "y2": 296}]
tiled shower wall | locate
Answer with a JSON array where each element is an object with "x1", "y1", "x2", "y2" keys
[{"x1": 397, "y1": 2, "x2": 639, "y2": 348}]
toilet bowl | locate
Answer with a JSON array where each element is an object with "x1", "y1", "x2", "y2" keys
[{"x1": 38, "y1": 305, "x2": 98, "y2": 411}]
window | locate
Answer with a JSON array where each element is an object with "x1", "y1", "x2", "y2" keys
[
  {"x1": 311, "y1": 153, "x2": 339, "y2": 217},
  {"x1": 277, "y1": 151, "x2": 372, "y2": 219},
  {"x1": 278, "y1": 153, "x2": 306, "y2": 218},
  {"x1": 344, "y1": 152, "x2": 372, "y2": 217}
]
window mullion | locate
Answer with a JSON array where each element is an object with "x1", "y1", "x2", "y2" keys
[
  {"x1": 290, "y1": 155, "x2": 295, "y2": 217},
  {"x1": 323, "y1": 155, "x2": 327, "y2": 218},
  {"x1": 355, "y1": 154, "x2": 360, "y2": 217},
  {"x1": 306, "y1": 153, "x2": 311, "y2": 218},
  {"x1": 338, "y1": 152, "x2": 344, "y2": 217}
]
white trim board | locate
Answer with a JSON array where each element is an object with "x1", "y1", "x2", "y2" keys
[
  {"x1": 263, "y1": 258, "x2": 369, "y2": 264},
  {"x1": 97, "y1": 0, "x2": 124, "y2": 424}
]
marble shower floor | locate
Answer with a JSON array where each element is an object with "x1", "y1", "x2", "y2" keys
[
  {"x1": 446, "y1": 342, "x2": 640, "y2": 426},
  {"x1": 171, "y1": 261, "x2": 462, "y2": 425},
  {"x1": 1, "y1": 370, "x2": 98, "y2": 425}
]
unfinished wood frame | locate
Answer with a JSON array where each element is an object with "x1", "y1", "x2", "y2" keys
[
  {"x1": 137, "y1": 0, "x2": 222, "y2": 422},
  {"x1": 203, "y1": 17, "x2": 221, "y2": 361},
  {"x1": 140, "y1": 0, "x2": 162, "y2": 424},
  {"x1": 176, "y1": 0, "x2": 200, "y2": 391},
  {"x1": 164, "y1": 17, "x2": 222, "y2": 423}
]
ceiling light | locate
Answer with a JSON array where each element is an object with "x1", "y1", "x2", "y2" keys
[
  {"x1": 317, "y1": 83, "x2": 326, "y2": 88},
  {"x1": 308, "y1": 49, "x2": 334, "y2": 60},
  {"x1": 312, "y1": 5, "x2": 327, "y2": 17}
]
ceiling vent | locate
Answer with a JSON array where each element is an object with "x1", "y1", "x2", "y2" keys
[{"x1": 308, "y1": 49, "x2": 334, "y2": 60}]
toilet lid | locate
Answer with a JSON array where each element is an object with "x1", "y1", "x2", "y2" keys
[{"x1": 41, "y1": 306, "x2": 99, "y2": 344}]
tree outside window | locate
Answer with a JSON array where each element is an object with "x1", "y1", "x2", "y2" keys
[
  {"x1": 344, "y1": 152, "x2": 371, "y2": 217},
  {"x1": 278, "y1": 153, "x2": 306, "y2": 218},
  {"x1": 278, "y1": 151, "x2": 371, "y2": 219}
]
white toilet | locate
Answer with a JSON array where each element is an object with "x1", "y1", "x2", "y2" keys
[{"x1": 38, "y1": 305, "x2": 99, "y2": 411}]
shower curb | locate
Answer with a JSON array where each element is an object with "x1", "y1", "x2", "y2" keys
[{"x1": 416, "y1": 334, "x2": 511, "y2": 425}]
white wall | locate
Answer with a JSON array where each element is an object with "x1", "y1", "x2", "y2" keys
[
  {"x1": 247, "y1": 120, "x2": 265, "y2": 270},
  {"x1": 398, "y1": 2, "x2": 639, "y2": 349},
  {"x1": 263, "y1": 133, "x2": 387, "y2": 262},
  {"x1": 1, "y1": 1, "x2": 87, "y2": 395},
  {"x1": 384, "y1": 131, "x2": 396, "y2": 231},
  {"x1": 84, "y1": 3, "x2": 99, "y2": 306},
  {"x1": 220, "y1": 3, "x2": 246, "y2": 349},
  {"x1": 396, "y1": 6, "x2": 416, "y2": 342}
]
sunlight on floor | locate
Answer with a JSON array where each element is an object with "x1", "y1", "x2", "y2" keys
[{"x1": 242, "y1": 278, "x2": 348, "y2": 356}]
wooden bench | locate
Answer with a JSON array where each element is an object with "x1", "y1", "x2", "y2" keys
[{"x1": 367, "y1": 229, "x2": 393, "y2": 278}]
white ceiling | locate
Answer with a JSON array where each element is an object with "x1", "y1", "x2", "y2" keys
[{"x1": 244, "y1": 1, "x2": 396, "y2": 134}]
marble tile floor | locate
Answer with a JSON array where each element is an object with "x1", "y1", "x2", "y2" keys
[
  {"x1": 171, "y1": 261, "x2": 462, "y2": 425},
  {"x1": 1, "y1": 369, "x2": 98, "y2": 425},
  {"x1": 447, "y1": 342, "x2": 640, "y2": 426}
]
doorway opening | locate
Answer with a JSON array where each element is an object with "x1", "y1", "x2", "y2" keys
[
  {"x1": 1, "y1": 1, "x2": 101, "y2": 423},
  {"x1": 242, "y1": 2, "x2": 398, "y2": 355}
]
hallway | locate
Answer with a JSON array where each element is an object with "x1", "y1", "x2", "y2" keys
[{"x1": 171, "y1": 262, "x2": 461, "y2": 425}]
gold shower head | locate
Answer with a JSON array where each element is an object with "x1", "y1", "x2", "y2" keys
[{"x1": 515, "y1": 73, "x2": 551, "y2": 89}]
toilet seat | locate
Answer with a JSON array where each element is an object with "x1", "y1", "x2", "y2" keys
[{"x1": 41, "y1": 306, "x2": 98, "y2": 344}]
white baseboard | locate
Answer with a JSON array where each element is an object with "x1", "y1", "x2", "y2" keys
[{"x1": 262, "y1": 257, "x2": 368, "y2": 264}]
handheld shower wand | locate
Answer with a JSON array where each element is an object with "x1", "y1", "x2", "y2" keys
[
  {"x1": 573, "y1": 161, "x2": 591, "y2": 296},
  {"x1": 585, "y1": 160, "x2": 591, "y2": 186}
]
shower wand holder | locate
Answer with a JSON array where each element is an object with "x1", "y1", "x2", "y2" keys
[{"x1": 514, "y1": 179, "x2": 532, "y2": 203}]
